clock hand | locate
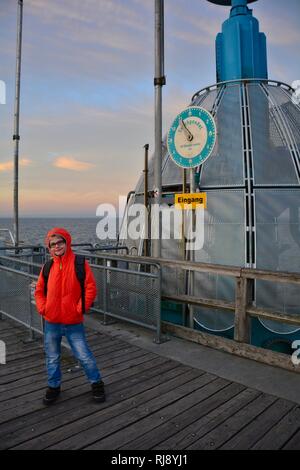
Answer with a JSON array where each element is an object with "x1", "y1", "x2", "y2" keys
[{"x1": 180, "y1": 118, "x2": 193, "y2": 142}]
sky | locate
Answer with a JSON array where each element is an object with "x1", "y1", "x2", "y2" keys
[{"x1": 0, "y1": 0, "x2": 299, "y2": 217}]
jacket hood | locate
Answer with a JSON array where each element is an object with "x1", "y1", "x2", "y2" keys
[{"x1": 45, "y1": 227, "x2": 72, "y2": 252}]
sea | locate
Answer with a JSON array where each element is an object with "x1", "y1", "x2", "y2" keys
[{"x1": 0, "y1": 218, "x2": 119, "y2": 246}]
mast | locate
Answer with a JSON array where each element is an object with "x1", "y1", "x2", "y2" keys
[
  {"x1": 153, "y1": 0, "x2": 165, "y2": 258},
  {"x1": 13, "y1": 0, "x2": 23, "y2": 246}
]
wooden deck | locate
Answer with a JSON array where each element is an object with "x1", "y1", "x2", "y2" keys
[{"x1": 1, "y1": 316, "x2": 300, "y2": 450}]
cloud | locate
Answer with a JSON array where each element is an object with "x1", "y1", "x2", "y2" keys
[
  {"x1": 259, "y1": 15, "x2": 300, "y2": 46},
  {"x1": 53, "y1": 156, "x2": 95, "y2": 171},
  {"x1": 0, "y1": 158, "x2": 32, "y2": 172}
]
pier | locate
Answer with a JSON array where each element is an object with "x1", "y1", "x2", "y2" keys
[{"x1": 1, "y1": 314, "x2": 300, "y2": 450}]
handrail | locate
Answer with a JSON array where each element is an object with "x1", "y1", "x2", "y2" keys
[
  {"x1": 0, "y1": 254, "x2": 42, "y2": 268},
  {"x1": 191, "y1": 78, "x2": 294, "y2": 103},
  {"x1": 78, "y1": 245, "x2": 129, "y2": 254},
  {"x1": 0, "y1": 244, "x2": 45, "y2": 252}
]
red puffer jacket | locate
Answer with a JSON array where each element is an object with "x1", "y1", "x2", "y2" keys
[{"x1": 35, "y1": 227, "x2": 97, "y2": 324}]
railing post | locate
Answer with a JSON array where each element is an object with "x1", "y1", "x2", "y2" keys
[
  {"x1": 154, "y1": 265, "x2": 162, "y2": 344},
  {"x1": 103, "y1": 262, "x2": 108, "y2": 325},
  {"x1": 234, "y1": 275, "x2": 252, "y2": 343},
  {"x1": 27, "y1": 279, "x2": 35, "y2": 342}
]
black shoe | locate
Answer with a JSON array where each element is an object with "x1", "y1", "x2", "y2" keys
[
  {"x1": 43, "y1": 386, "x2": 61, "y2": 405},
  {"x1": 91, "y1": 380, "x2": 105, "y2": 403}
]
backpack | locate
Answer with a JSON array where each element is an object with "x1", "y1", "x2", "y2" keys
[{"x1": 42, "y1": 255, "x2": 86, "y2": 314}]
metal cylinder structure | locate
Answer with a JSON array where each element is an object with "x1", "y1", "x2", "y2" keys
[{"x1": 120, "y1": 0, "x2": 300, "y2": 351}]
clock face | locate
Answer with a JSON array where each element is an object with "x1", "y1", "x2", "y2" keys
[{"x1": 167, "y1": 107, "x2": 216, "y2": 169}]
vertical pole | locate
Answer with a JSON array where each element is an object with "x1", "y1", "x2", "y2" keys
[
  {"x1": 188, "y1": 169, "x2": 196, "y2": 327},
  {"x1": 183, "y1": 169, "x2": 187, "y2": 193},
  {"x1": 181, "y1": 168, "x2": 188, "y2": 325},
  {"x1": 103, "y1": 263, "x2": 108, "y2": 324},
  {"x1": 28, "y1": 279, "x2": 35, "y2": 341},
  {"x1": 154, "y1": 266, "x2": 162, "y2": 344},
  {"x1": 153, "y1": 0, "x2": 165, "y2": 259},
  {"x1": 13, "y1": 0, "x2": 23, "y2": 247},
  {"x1": 181, "y1": 169, "x2": 187, "y2": 260},
  {"x1": 143, "y1": 144, "x2": 149, "y2": 257}
]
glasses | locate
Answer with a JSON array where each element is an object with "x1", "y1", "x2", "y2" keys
[{"x1": 49, "y1": 239, "x2": 66, "y2": 249}]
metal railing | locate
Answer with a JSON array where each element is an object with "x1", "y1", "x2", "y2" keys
[
  {"x1": 0, "y1": 264, "x2": 41, "y2": 340},
  {"x1": 1, "y1": 250, "x2": 300, "y2": 371},
  {"x1": 0, "y1": 252, "x2": 162, "y2": 343},
  {"x1": 78, "y1": 252, "x2": 162, "y2": 343},
  {"x1": 191, "y1": 78, "x2": 294, "y2": 103},
  {"x1": 0, "y1": 245, "x2": 46, "y2": 265}
]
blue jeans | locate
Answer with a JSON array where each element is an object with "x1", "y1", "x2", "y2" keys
[{"x1": 44, "y1": 321, "x2": 101, "y2": 388}]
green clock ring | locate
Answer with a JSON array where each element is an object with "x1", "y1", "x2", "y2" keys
[{"x1": 167, "y1": 106, "x2": 217, "y2": 169}]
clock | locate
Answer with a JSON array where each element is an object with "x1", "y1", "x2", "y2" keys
[{"x1": 167, "y1": 106, "x2": 217, "y2": 169}]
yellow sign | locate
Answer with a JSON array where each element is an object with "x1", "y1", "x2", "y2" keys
[{"x1": 175, "y1": 193, "x2": 207, "y2": 209}]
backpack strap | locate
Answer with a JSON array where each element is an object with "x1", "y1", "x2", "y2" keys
[
  {"x1": 75, "y1": 255, "x2": 86, "y2": 314},
  {"x1": 42, "y1": 259, "x2": 54, "y2": 296}
]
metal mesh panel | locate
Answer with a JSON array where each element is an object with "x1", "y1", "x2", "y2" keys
[
  {"x1": 200, "y1": 84, "x2": 244, "y2": 187},
  {"x1": 160, "y1": 205, "x2": 185, "y2": 296},
  {"x1": 0, "y1": 256, "x2": 41, "y2": 276},
  {"x1": 248, "y1": 84, "x2": 299, "y2": 185},
  {"x1": 255, "y1": 189, "x2": 300, "y2": 333},
  {"x1": 284, "y1": 102, "x2": 300, "y2": 150},
  {"x1": 194, "y1": 190, "x2": 245, "y2": 266},
  {"x1": 106, "y1": 269, "x2": 160, "y2": 329},
  {"x1": 91, "y1": 266, "x2": 105, "y2": 311},
  {"x1": 192, "y1": 190, "x2": 245, "y2": 331},
  {"x1": 0, "y1": 268, "x2": 42, "y2": 333},
  {"x1": 193, "y1": 88, "x2": 218, "y2": 112}
]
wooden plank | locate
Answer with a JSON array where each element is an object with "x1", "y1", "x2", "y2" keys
[
  {"x1": 220, "y1": 398, "x2": 295, "y2": 449},
  {"x1": 83, "y1": 375, "x2": 228, "y2": 450},
  {"x1": 0, "y1": 357, "x2": 178, "y2": 446},
  {"x1": 253, "y1": 406, "x2": 300, "y2": 450},
  {"x1": 1, "y1": 314, "x2": 299, "y2": 451},
  {"x1": 0, "y1": 364, "x2": 47, "y2": 387},
  {"x1": 0, "y1": 335, "x2": 130, "y2": 382},
  {"x1": 0, "y1": 347, "x2": 143, "y2": 400},
  {"x1": 0, "y1": 357, "x2": 172, "y2": 435},
  {"x1": 0, "y1": 322, "x2": 24, "y2": 333},
  {"x1": 38, "y1": 371, "x2": 209, "y2": 451},
  {"x1": 187, "y1": 393, "x2": 277, "y2": 449},
  {"x1": 247, "y1": 306, "x2": 300, "y2": 326},
  {"x1": 0, "y1": 355, "x2": 48, "y2": 380},
  {"x1": 0, "y1": 349, "x2": 162, "y2": 424},
  {"x1": 0, "y1": 346, "x2": 155, "y2": 412},
  {"x1": 0, "y1": 329, "x2": 28, "y2": 340},
  {"x1": 241, "y1": 267, "x2": 300, "y2": 285},
  {"x1": 121, "y1": 382, "x2": 246, "y2": 450},
  {"x1": 162, "y1": 294, "x2": 235, "y2": 311},
  {"x1": 46, "y1": 371, "x2": 209, "y2": 451},
  {"x1": 11, "y1": 367, "x2": 201, "y2": 450},
  {"x1": 162, "y1": 322, "x2": 300, "y2": 374},
  {"x1": 6, "y1": 340, "x2": 43, "y2": 355},
  {"x1": 0, "y1": 334, "x2": 33, "y2": 346},
  {"x1": 155, "y1": 388, "x2": 261, "y2": 450}
]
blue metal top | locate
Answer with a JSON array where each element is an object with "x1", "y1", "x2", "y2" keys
[
  {"x1": 207, "y1": 0, "x2": 257, "y2": 5},
  {"x1": 208, "y1": 0, "x2": 268, "y2": 82}
]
